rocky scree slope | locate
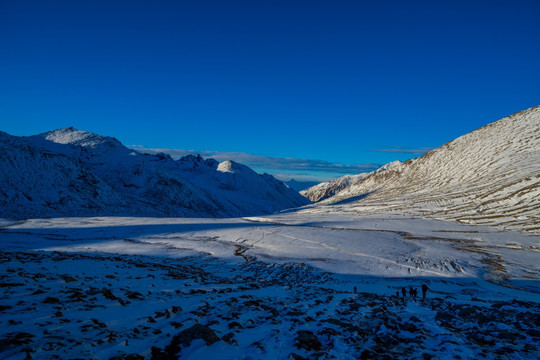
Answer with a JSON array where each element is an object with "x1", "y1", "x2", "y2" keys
[
  {"x1": 0, "y1": 128, "x2": 309, "y2": 218},
  {"x1": 317, "y1": 106, "x2": 540, "y2": 233}
]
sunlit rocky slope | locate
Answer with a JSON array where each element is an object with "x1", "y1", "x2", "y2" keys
[{"x1": 308, "y1": 106, "x2": 540, "y2": 233}]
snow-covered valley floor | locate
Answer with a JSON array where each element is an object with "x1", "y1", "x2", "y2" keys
[{"x1": 1, "y1": 214, "x2": 539, "y2": 359}]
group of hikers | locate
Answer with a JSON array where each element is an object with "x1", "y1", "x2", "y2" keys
[
  {"x1": 399, "y1": 284, "x2": 429, "y2": 300},
  {"x1": 353, "y1": 284, "x2": 429, "y2": 300}
]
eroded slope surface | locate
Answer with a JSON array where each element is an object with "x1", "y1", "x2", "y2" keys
[{"x1": 318, "y1": 106, "x2": 540, "y2": 233}]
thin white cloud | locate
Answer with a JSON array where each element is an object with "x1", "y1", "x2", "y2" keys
[
  {"x1": 129, "y1": 146, "x2": 380, "y2": 183},
  {"x1": 373, "y1": 146, "x2": 435, "y2": 155}
]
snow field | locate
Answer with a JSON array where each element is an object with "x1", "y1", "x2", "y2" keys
[{"x1": 1, "y1": 214, "x2": 539, "y2": 359}]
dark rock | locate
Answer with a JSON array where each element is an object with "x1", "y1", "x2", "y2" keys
[
  {"x1": 155, "y1": 310, "x2": 171, "y2": 319},
  {"x1": 495, "y1": 347, "x2": 515, "y2": 355},
  {"x1": 61, "y1": 275, "x2": 77, "y2": 283},
  {"x1": 43, "y1": 297, "x2": 60, "y2": 304},
  {"x1": 374, "y1": 334, "x2": 398, "y2": 347},
  {"x1": 400, "y1": 322, "x2": 419, "y2": 333},
  {"x1": 251, "y1": 341, "x2": 265, "y2": 351},
  {"x1": 228, "y1": 321, "x2": 243, "y2": 330},
  {"x1": 457, "y1": 306, "x2": 478, "y2": 319},
  {"x1": 469, "y1": 334, "x2": 496, "y2": 346},
  {"x1": 0, "y1": 332, "x2": 35, "y2": 352},
  {"x1": 164, "y1": 323, "x2": 220, "y2": 356},
  {"x1": 243, "y1": 299, "x2": 261, "y2": 308},
  {"x1": 222, "y1": 332, "x2": 237, "y2": 346},
  {"x1": 497, "y1": 330, "x2": 523, "y2": 341},
  {"x1": 91, "y1": 318, "x2": 107, "y2": 328},
  {"x1": 170, "y1": 321, "x2": 183, "y2": 329},
  {"x1": 287, "y1": 308, "x2": 306, "y2": 317},
  {"x1": 324, "y1": 318, "x2": 350, "y2": 328},
  {"x1": 109, "y1": 356, "x2": 135, "y2": 360},
  {"x1": 294, "y1": 330, "x2": 322, "y2": 351},
  {"x1": 102, "y1": 287, "x2": 126, "y2": 305},
  {"x1": 360, "y1": 349, "x2": 376, "y2": 360},
  {"x1": 312, "y1": 351, "x2": 331, "y2": 359},
  {"x1": 319, "y1": 327, "x2": 339, "y2": 337},
  {"x1": 435, "y1": 311, "x2": 454, "y2": 327},
  {"x1": 125, "y1": 291, "x2": 145, "y2": 300},
  {"x1": 151, "y1": 324, "x2": 220, "y2": 359}
]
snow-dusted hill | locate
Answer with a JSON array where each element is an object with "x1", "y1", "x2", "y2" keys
[
  {"x1": 301, "y1": 173, "x2": 369, "y2": 202},
  {"x1": 0, "y1": 127, "x2": 309, "y2": 219},
  {"x1": 301, "y1": 161, "x2": 402, "y2": 202},
  {"x1": 0, "y1": 131, "x2": 131, "y2": 218},
  {"x1": 313, "y1": 106, "x2": 540, "y2": 233}
]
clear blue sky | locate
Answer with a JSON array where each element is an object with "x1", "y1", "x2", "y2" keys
[{"x1": 1, "y1": 0, "x2": 539, "y2": 181}]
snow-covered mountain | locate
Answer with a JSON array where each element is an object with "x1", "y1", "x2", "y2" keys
[
  {"x1": 0, "y1": 127, "x2": 309, "y2": 219},
  {"x1": 301, "y1": 161, "x2": 402, "y2": 202},
  {"x1": 0, "y1": 131, "x2": 132, "y2": 218},
  {"x1": 313, "y1": 106, "x2": 540, "y2": 233},
  {"x1": 301, "y1": 174, "x2": 369, "y2": 202},
  {"x1": 283, "y1": 179, "x2": 319, "y2": 192}
]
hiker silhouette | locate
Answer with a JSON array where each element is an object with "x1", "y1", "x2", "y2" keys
[{"x1": 422, "y1": 284, "x2": 429, "y2": 299}]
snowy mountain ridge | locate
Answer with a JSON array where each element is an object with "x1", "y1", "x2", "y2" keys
[
  {"x1": 0, "y1": 128, "x2": 309, "y2": 219},
  {"x1": 301, "y1": 160, "x2": 402, "y2": 202},
  {"x1": 41, "y1": 126, "x2": 124, "y2": 149},
  {"x1": 310, "y1": 106, "x2": 540, "y2": 233}
]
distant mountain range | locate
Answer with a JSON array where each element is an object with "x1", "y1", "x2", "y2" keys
[
  {"x1": 0, "y1": 127, "x2": 309, "y2": 219},
  {"x1": 283, "y1": 179, "x2": 320, "y2": 192},
  {"x1": 2, "y1": 106, "x2": 538, "y2": 232},
  {"x1": 301, "y1": 161, "x2": 401, "y2": 202},
  {"x1": 302, "y1": 106, "x2": 540, "y2": 233}
]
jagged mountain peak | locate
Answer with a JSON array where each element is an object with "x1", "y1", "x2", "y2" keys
[{"x1": 177, "y1": 154, "x2": 219, "y2": 169}]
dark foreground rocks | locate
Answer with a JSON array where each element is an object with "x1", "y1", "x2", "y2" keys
[{"x1": 1, "y1": 250, "x2": 539, "y2": 359}]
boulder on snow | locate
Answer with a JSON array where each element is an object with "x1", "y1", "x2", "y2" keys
[
  {"x1": 151, "y1": 323, "x2": 220, "y2": 360},
  {"x1": 294, "y1": 330, "x2": 322, "y2": 351}
]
